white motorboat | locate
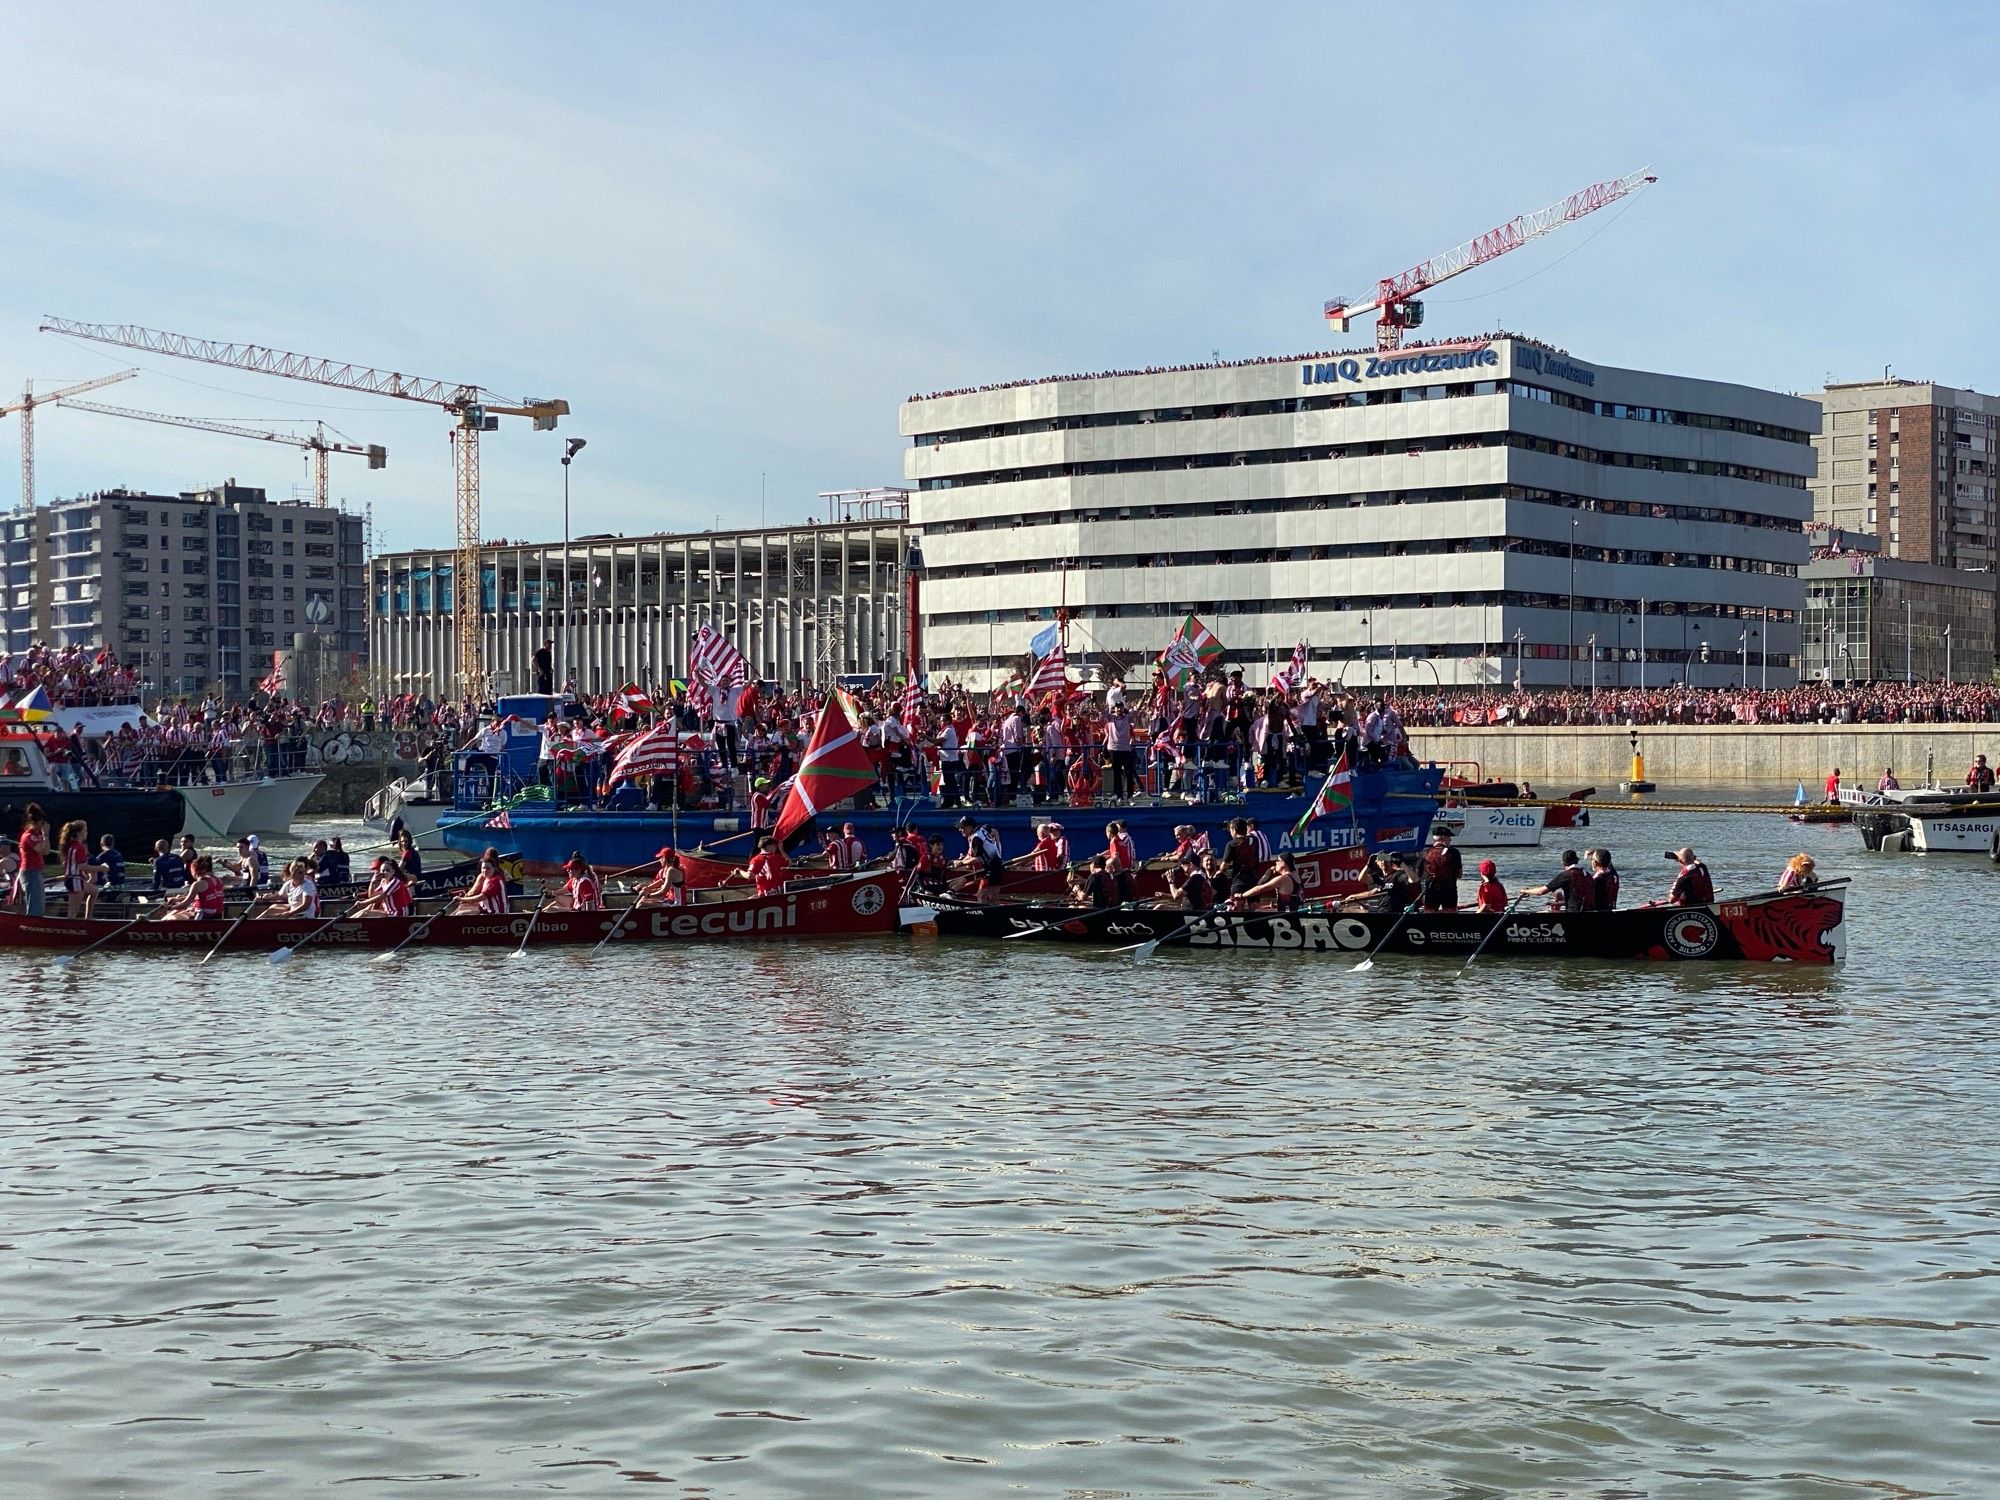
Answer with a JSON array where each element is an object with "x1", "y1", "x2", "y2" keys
[
  {"x1": 363, "y1": 774, "x2": 455, "y2": 847},
  {"x1": 1845, "y1": 784, "x2": 2000, "y2": 853},
  {"x1": 1434, "y1": 800, "x2": 1546, "y2": 848},
  {"x1": 175, "y1": 780, "x2": 264, "y2": 839},
  {"x1": 236, "y1": 773, "x2": 326, "y2": 834}
]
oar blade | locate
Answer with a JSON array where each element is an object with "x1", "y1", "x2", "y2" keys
[
  {"x1": 267, "y1": 947, "x2": 295, "y2": 965},
  {"x1": 1350, "y1": 956, "x2": 1375, "y2": 972}
]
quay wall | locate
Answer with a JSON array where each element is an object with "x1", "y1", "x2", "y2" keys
[{"x1": 1405, "y1": 725, "x2": 2000, "y2": 789}]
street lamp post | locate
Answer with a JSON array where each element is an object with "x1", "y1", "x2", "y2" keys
[
  {"x1": 1945, "y1": 623, "x2": 1954, "y2": 684},
  {"x1": 1586, "y1": 632, "x2": 1597, "y2": 695},
  {"x1": 1905, "y1": 597, "x2": 1914, "y2": 684},
  {"x1": 1739, "y1": 628, "x2": 1749, "y2": 688},
  {"x1": 560, "y1": 437, "x2": 587, "y2": 690},
  {"x1": 1512, "y1": 628, "x2": 1526, "y2": 690},
  {"x1": 1363, "y1": 614, "x2": 1374, "y2": 690},
  {"x1": 1637, "y1": 597, "x2": 1646, "y2": 692}
]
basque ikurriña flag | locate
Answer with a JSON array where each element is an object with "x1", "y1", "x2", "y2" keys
[
  {"x1": 1290, "y1": 750, "x2": 1354, "y2": 839},
  {"x1": 773, "y1": 687, "x2": 877, "y2": 843}
]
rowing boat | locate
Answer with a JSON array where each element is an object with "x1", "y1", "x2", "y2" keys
[
  {"x1": 0, "y1": 872, "x2": 926, "y2": 953},
  {"x1": 930, "y1": 880, "x2": 1849, "y2": 964}
]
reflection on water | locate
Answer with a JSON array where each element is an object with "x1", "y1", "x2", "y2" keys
[{"x1": 2, "y1": 794, "x2": 1998, "y2": 1493}]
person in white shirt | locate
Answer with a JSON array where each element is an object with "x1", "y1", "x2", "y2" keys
[{"x1": 937, "y1": 721, "x2": 964, "y2": 807}]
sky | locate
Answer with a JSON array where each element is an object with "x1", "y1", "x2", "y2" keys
[{"x1": 3, "y1": 1, "x2": 1998, "y2": 553}]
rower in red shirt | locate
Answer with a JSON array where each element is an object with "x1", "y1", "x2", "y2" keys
[
  {"x1": 449, "y1": 852, "x2": 511, "y2": 916},
  {"x1": 164, "y1": 854, "x2": 227, "y2": 921},
  {"x1": 1031, "y1": 821, "x2": 1068, "y2": 872},
  {"x1": 554, "y1": 852, "x2": 603, "y2": 911},
  {"x1": 636, "y1": 847, "x2": 686, "y2": 907},
  {"x1": 736, "y1": 838, "x2": 789, "y2": 897},
  {"x1": 353, "y1": 857, "x2": 414, "y2": 918}
]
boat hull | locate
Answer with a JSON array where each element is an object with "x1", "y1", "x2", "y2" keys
[
  {"x1": 443, "y1": 764, "x2": 1447, "y2": 868},
  {"x1": 174, "y1": 781, "x2": 264, "y2": 839},
  {"x1": 1, "y1": 786, "x2": 186, "y2": 855},
  {"x1": 236, "y1": 774, "x2": 325, "y2": 834},
  {"x1": 2, "y1": 873, "x2": 916, "y2": 952},
  {"x1": 932, "y1": 882, "x2": 1847, "y2": 964}
]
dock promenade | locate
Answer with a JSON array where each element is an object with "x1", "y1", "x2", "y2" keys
[{"x1": 1406, "y1": 723, "x2": 1999, "y2": 787}]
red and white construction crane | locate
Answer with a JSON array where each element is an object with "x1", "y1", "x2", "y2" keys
[
  {"x1": 39, "y1": 318, "x2": 568, "y2": 699},
  {"x1": 1324, "y1": 168, "x2": 1657, "y2": 350},
  {"x1": 59, "y1": 402, "x2": 386, "y2": 507},
  {"x1": 0, "y1": 369, "x2": 139, "y2": 510}
]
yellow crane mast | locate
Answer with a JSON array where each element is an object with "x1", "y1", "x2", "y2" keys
[{"x1": 39, "y1": 317, "x2": 568, "y2": 700}]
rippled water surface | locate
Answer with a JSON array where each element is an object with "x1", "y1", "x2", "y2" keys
[{"x1": 5, "y1": 795, "x2": 2000, "y2": 1496}]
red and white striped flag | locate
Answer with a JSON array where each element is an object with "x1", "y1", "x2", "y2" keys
[
  {"x1": 690, "y1": 623, "x2": 748, "y2": 687},
  {"x1": 608, "y1": 721, "x2": 683, "y2": 784},
  {"x1": 1271, "y1": 640, "x2": 1307, "y2": 692},
  {"x1": 616, "y1": 682, "x2": 654, "y2": 716},
  {"x1": 900, "y1": 680, "x2": 923, "y2": 731},
  {"x1": 1027, "y1": 642, "x2": 1068, "y2": 696}
]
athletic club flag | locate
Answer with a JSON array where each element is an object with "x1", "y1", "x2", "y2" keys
[
  {"x1": 774, "y1": 687, "x2": 877, "y2": 843},
  {"x1": 900, "y1": 680, "x2": 924, "y2": 730},
  {"x1": 1027, "y1": 641, "x2": 1069, "y2": 696},
  {"x1": 1160, "y1": 613, "x2": 1223, "y2": 688},
  {"x1": 608, "y1": 721, "x2": 683, "y2": 784},
  {"x1": 690, "y1": 622, "x2": 748, "y2": 686},
  {"x1": 1291, "y1": 750, "x2": 1354, "y2": 838},
  {"x1": 1272, "y1": 640, "x2": 1307, "y2": 692}
]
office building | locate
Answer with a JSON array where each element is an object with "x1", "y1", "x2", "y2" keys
[
  {"x1": 0, "y1": 482, "x2": 368, "y2": 696},
  {"x1": 902, "y1": 335, "x2": 1817, "y2": 689},
  {"x1": 369, "y1": 492, "x2": 910, "y2": 694},
  {"x1": 1810, "y1": 377, "x2": 1998, "y2": 675},
  {"x1": 1804, "y1": 525, "x2": 1995, "y2": 682}
]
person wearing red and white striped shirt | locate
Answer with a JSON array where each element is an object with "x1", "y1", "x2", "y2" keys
[{"x1": 1103, "y1": 819, "x2": 1138, "y2": 904}]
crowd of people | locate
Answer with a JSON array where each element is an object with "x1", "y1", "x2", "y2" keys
[
  {"x1": 906, "y1": 330, "x2": 1536, "y2": 403},
  {"x1": 1411, "y1": 681, "x2": 2000, "y2": 727},
  {"x1": 0, "y1": 644, "x2": 140, "y2": 705}
]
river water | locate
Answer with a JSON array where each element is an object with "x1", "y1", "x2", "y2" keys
[{"x1": 4, "y1": 791, "x2": 1998, "y2": 1496}]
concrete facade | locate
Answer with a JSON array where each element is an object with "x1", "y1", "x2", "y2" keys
[
  {"x1": 903, "y1": 337, "x2": 1817, "y2": 690},
  {"x1": 0, "y1": 483, "x2": 368, "y2": 696},
  {"x1": 371, "y1": 519, "x2": 909, "y2": 695}
]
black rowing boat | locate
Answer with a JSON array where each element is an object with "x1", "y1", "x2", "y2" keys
[{"x1": 931, "y1": 880, "x2": 1849, "y2": 964}]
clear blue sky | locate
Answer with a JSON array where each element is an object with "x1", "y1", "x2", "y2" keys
[{"x1": 3, "y1": 2, "x2": 1996, "y2": 552}]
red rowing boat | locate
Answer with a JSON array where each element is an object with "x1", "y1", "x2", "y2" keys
[{"x1": 0, "y1": 873, "x2": 922, "y2": 954}]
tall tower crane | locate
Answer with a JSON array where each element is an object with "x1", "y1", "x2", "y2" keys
[
  {"x1": 60, "y1": 402, "x2": 386, "y2": 506},
  {"x1": 0, "y1": 369, "x2": 140, "y2": 510},
  {"x1": 1324, "y1": 168, "x2": 1657, "y2": 350},
  {"x1": 39, "y1": 318, "x2": 569, "y2": 698}
]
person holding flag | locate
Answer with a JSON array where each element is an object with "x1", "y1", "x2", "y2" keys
[
  {"x1": 772, "y1": 687, "x2": 877, "y2": 848},
  {"x1": 1291, "y1": 748, "x2": 1355, "y2": 842}
]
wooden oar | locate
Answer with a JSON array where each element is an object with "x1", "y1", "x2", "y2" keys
[
  {"x1": 1457, "y1": 892, "x2": 1532, "y2": 976},
  {"x1": 56, "y1": 904, "x2": 167, "y2": 968},
  {"x1": 1124, "y1": 914, "x2": 1201, "y2": 961},
  {"x1": 509, "y1": 888, "x2": 556, "y2": 959},
  {"x1": 371, "y1": 898, "x2": 455, "y2": 964},
  {"x1": 588, "y1": 892, "x2": 648, "y2": 955},
  {"x1": 267, "y1": 897, "x2": 369, "y2": 966},
  {"x1": 198, "y1": 899, "x2": 262, "y2": 967},
  {"x1": 1351, "y1": 901, "x2": 1420, "y2": 972}
]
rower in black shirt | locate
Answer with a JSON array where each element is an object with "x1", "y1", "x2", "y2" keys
[{"x1": 1523, "y1": 849, "x2": 1594, "y2": 912}]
